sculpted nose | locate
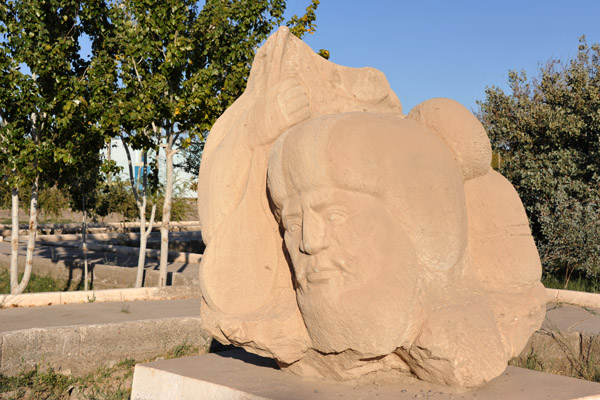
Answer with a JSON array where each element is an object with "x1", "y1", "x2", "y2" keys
[{"x1": 300, "y1": 214, "x2": 328, "y2": 255}]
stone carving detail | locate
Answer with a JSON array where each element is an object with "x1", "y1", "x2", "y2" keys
[{"x1": 197, "y1": 26, "x2": 546, "y2": 388}]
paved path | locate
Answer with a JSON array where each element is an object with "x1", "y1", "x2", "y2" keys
[
  {"x1": 0, "y1": 298, "x2": 200, "y2": 333},
  {"x1": 0, "y1": 298, "x2": 596, "y2": 337},
  {"x1": 545, "y1": 302, "x2": 600, "y2": 334}
]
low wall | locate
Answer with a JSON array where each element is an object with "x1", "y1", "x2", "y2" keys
[
  {"x1": 0, "y1": 251, "x2": 198, "y2": 291},
  {"x1": 546, "y1": 288, "x2": 600, "y2": 309},
  {"x1": 0, "y1": 317, "x2": 209, "y2": 377}
]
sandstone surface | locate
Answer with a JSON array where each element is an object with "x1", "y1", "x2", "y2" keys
[{"x1": 197, "y1": 26, "x2": 546, "y2": 388}]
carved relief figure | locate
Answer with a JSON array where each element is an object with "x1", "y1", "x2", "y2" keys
[{"x1": 197, "y1": 27, "x2": 546, "y2": 388}]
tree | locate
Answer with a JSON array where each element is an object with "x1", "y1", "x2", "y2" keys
[
  {"x1": 0, "y1": 0, "x2": 113, "y2": 293},
  {"x1": 100, "y1": 0, "x2": 322, "y2": 286},
  {"x1": 1, "y1": 0, "x2": 77, "y2": 294},
  {"x1": 123, "y1": 142, "x2": 157, "y2": 288},
  {"x1": 0, "y1": 30, "x2": 38, "y2": 294},
  {"x1": 478, "y1": 37, "x2": 600, "y2": 287}
]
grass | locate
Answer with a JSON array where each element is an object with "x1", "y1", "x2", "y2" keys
[
  {"x1": 165, "y1": 342, "x2": 199, "y2": 359},
  {"x1": 0, "y1": 270, "x2": 82, "y2": 295},
  {"x1": 509, "y1": 347, "x2": 545, "y2": 372},
  {"x1": 0, "y1": 362, "x2": 133, "y2": 400},
  {"x1": 0, "y1": 342, "x2": 207, "y2": 400},
  {"x1": 119, "y1": 303, "x2": 130, "y2": 314},
  {"x1": 0, "y1": 219, "x2": 27, "y2": 225},
  {"x1": 543, "y1": 275, "x2": 600, "y2": 293},
  {"x1": 510, "y1": 320, "x2": 600, "y2": 384}
]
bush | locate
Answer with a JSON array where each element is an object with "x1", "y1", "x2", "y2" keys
[
  {"x1": 95, "y1": 179, "x2": 139, "y2": 222},
  {"x1": 478, "y1": 37, "x2": 600, "y2": 287}
]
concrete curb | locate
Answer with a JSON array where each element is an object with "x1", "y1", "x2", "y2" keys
[
  {"x1": 0, "y1": 285, "x2": 201, "y2": 308},
  {"x1": 0, "y1": 316, "x2": 210, "y2": 377},
  {"x1": 546, "y1": 288, "x2": 600, "y2": 308}
]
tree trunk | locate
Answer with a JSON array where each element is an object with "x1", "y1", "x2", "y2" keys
[
  {"x1": 15, "y1": 174, "x2": 39, "y2": 294},
  {"x1": 134, "y1": 200, "x2": 146, "y2": 288},
  {"x1": 82, "y1": 195, "x2": 89, "y2": 291},
  {"x1": 131, "y1": 149, "x2": 156, "y2": 288},
  {"x1": 9, "y1": 186, "x2": 19, "y2": 293},
  {"x1": 564, "y1": 262, "x2": 573, "y2": 289},
  {"x1": 107, "y1": 140, "x2": 112, "y2": 186},
  {"x1": 135, "y1": 197, "x2": 156, "y2": 288},
  {"x1": 159, "y1": 134, "x2": 176, "y2": 287}
]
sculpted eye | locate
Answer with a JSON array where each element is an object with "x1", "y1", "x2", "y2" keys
[
  {"x1": 327, "y1": 211, "x2": 346, "y2": 224},
  {"x1": 285, "y1": 218, "x2": 302, "y2": 233}
]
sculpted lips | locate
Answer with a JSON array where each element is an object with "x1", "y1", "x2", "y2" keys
[
  {"x1": 298, "y1": 257, "x2": 351, "y2": 285},
  {"x1": 306, "y1": 266, "x2": 339, "y2": 283}
]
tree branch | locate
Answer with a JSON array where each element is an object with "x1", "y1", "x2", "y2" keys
[{"x1": 121, "y1": 134, "x2": 140, "y2": 204}]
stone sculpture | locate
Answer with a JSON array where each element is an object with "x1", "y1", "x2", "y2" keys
[{"x1": 197, "y1": 26, "x2": 546, "y2": 388}]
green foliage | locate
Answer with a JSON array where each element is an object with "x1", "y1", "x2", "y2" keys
[
  {"x1": 95, "y1": 179, "x2": 139, "y2": 222},
  {"x1": 478, "y1": 37, "x2": 600, "y2": 287},
  {"x1": 0, "y1": 270, "x2": 80, "y2": 294},
  {"x1": 0, "y1": 0, "x2": 110, "y2": 186},
  {"x1": 38, "y1": 186, "x2": 70, "y2": 222},
  {"x1": 286, "y1": 0, "x2": 319, "y2": 37},
  {"x1": 154, "y1": 195, "x2": 188, "y2": 222},
  {"x1": 318, "y1": 48, "x2": 330, "y2": 59}
]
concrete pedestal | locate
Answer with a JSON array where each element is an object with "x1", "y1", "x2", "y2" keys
[{"x1": 131, "y1": 349, "x2": 600, "y2": 400}]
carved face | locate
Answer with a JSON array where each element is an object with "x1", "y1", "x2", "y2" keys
[
  {"x1": 281, "y1": 188, "x2": 395, "y2": 290},
  {"x1": 279, "y1": 184, "x2": 420, "y2": 355}
]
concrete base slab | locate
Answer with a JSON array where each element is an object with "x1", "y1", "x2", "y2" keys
[{"x1": 131, "y1": 349, "x2": 600, "y2": 400}]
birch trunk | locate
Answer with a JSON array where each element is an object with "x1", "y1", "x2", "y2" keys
[
  {"x1": 15, "y1": 174, "x2": 39, "y2": 294},
  {"x1": 82, "y1": 195, "x2": 89, "y2": 291},
  {"x1": 106, "y1": 140, "x2": 112, "y2": 186},
  {"x1": 123, "y1": 142, "x2": 156, "y2": 288},
  {"x1": 135, "y1": 197, "x2": 156, "y2": 288},
  {"x1": 9, "y1": 186, "x2": 19, "y2": 293},
  {"x1": 158, "y1": 133, "x2": 176, "y2": 287}
]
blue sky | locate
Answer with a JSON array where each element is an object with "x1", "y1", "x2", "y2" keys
[{"x1": 284, "y1": 1, "x2": 600, "y2": 113}]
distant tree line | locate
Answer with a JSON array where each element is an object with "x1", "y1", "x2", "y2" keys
[{"x1": 478, "y1": 37, "x2": 600, "y2": 289}]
